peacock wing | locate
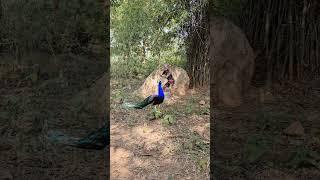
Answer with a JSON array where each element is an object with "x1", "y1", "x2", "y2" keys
[{"x1": 136, "y1": 95, "x2": 155, "y2": 108}]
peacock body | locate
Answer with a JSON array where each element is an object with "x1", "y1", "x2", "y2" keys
[{"x1": 123, "y1": 81, "x2": 165, "y2": 109}]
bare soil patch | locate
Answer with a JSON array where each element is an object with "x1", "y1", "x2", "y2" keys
[{"x1": 111, "y1": 78, "x2": 210, "y2": 179}]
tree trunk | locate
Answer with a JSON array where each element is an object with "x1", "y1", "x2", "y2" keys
[
  {"x1": 237, "y1": 0, "x2": 320, "y2": 82},
  {"x1": 0, "y1": 0, "x2": 2, "y2": 20},
  {"x1": 186, "y1": 1, "x2": 209, "y2": 88}
]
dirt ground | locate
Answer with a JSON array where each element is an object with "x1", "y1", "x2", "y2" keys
[
  {"x1": 0, "y1": 54, "x2": 108, "y2": 179},
  {"x1": 110, "y1": 78, "x2": 210, "y2": 179},
  {"x1": 213, "y1": 81, "x2": 320, "y2": 179}
]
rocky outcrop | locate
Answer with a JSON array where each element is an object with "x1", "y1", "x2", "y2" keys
[
  {"x1": 209, "y1": 17, "x2": 255, "y2": 107},
  {"x1": 136, "y1": 65, "x2": 189, "y2": 98}
]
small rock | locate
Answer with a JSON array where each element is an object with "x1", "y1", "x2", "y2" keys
[
  {"x1": 199, "y1": 100, "x2": 206, "y2": 105},
  {"x1": 115, "y1": 98, "x2": 123, "y2": 104},
  {"x1": 137, "y1": 65, "x2": 190, "y2": 97},
  {"x1": 283, "y1": 121, "x2": 304, "y2": 136}
]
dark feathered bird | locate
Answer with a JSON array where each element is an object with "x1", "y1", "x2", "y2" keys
[
  {"x1": 69, "y1": 124, "x2": 109, "y2": 150},
  {"x1": 67, "y1": 82, "x2": 164, "y2": 150},
  {"x1": 123, "y1": 81, "x2": 165, "y2": 109},
  {"x1": 59, "y1": 82, "x2": 165, "y2": 150},
  {"x1": 47, "y1": 123, "x2": 109, "y2": 150}
]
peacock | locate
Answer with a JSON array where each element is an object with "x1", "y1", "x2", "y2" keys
[
  {"x1": 66, "y1": 81, "x2": 164, "y2": 150},
  {"x1": 122, "y1": 81, "x2": 165, "y2": 109},
  {"x1": 69, "y1": 124, "x2": 109, "y2": 150},
  {"x1": 47, "y1": 123, "x2": 109, "y2": 150}
]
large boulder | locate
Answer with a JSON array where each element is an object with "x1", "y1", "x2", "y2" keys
[
  {"x1": 136, "y1": 65, "x2": 190, "y2": 98},
  {"x1": 209, "y1": 17, "x2": 255, "y2": 107}
]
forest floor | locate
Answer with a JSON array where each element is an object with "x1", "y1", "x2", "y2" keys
[
  {"x1": 214, "y1": 81, "x2": 320, "y2": 179},
  {"x1": 110, "y1": 77, "x2": 210, "y2": 179},
  {"x1": 0, "y1": 53, "x2": 108, "y2": 179}
]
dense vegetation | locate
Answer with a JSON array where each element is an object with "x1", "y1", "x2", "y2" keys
[
  {"x1": 111, "y1": 0, "x2": 319, "y2": 86},
  {"x1": 111, "y1": 0, "x2": 190, "y2": 78},
  {"x1": 210, "y1": 0, "x2": 320, "y2": 83}
]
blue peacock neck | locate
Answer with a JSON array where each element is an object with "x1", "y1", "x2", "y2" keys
[{"x1": 158, "y1": 81, "x2": 164, "y2": 98}]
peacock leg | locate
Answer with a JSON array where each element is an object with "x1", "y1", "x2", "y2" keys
[
  {"x1": 158, "y1": 104, "x2": 162, "y2": 112},
  {"x1": 154, "y1": 104, "x2": 162, "y2": 113}
]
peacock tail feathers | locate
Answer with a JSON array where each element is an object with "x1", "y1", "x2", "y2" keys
[
  {"x1": 47, "y1": 130, "x2": 79, "y2": 145},
  {"x1": 70, "y1": 125, "x2": 109, "y2": 150},
  {"x1": 122, "y1": 102, "x2": 143, "y2": 109},
  {"x1": 47, "y1": 124, "x2": 109, "y2": 150},
  {"x1": 122, "y1": 95, "x2": 154, "y2": 109},
  {"x1": 122, "y1": 81, "x2": 164, "y2": 109}
]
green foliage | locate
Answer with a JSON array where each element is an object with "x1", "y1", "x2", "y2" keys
[
  {"x1": 181, "y1": 131, "x2": 209, "y2": 172},
  {"x1": 152, "y1": 107, "x2": 162, "y2": 119},
  {"x1": 161, "y1": 114, "x2": 175, "y2": 126},
  {"x1": 186, "y1": 104, "x2": 194, "y2": 115},
  {"x1": 185, "y1": 97, "x2": 197, "y2": 115},
  {"x1": 198, "y1": 158, "x2": 209, "y2": 171},
  {"x1": 167, "y1": 174, "x2": 173, "y2": 180},
  {"x1": 199, "y1": 107, "x2": 210, "y2": 115},
  {"x1": 111, "y1": 0, "x2": 188, "y2": 78},
  {"x1": 184, "y1": 132, "x2": 209, "y2": 153}
]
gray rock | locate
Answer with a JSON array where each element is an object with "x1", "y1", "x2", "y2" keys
[
  {"x1": 199, "y1": 100, "x2": 206, "y2": 105},
  {"x1": 136, "y1": 65, "x2": 190, "y2": 98},
  {"x1": 209, "y1": 17, "x2": 255, "y2": 107},
  {"x1": 283, "y1": 121, "x2": 305, "y2": 136}
]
